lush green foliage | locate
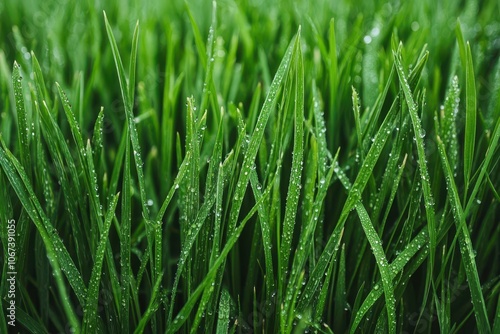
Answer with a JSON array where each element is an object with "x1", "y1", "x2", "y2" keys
[{"x1": 1, "y1": 0, "x2": 500, "y2": 333}]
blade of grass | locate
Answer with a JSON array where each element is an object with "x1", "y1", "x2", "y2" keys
[
  {"x1": 104, "y1": 12, "x2": 149, "y2": 219},
  {"x1": 166, "y1": 166, "x2": 217, "y2": 326},
  {"x1": 350, "y1": 228, "x2": 429, "y2": 333},
  {"x1": 440, "y1": 75, "x2": 460, "y2": 172},
  {"x1": 133, "y1": 271, "x2": 164, "y2": 334},
  {"x1": 216, "y1": 289, "x2": 231, "y2": 334},
  {"x1": 463, "y1": 42, "x2": 476, "y2": 197},
  {"x1": 227, "y1": 29, "x2": 298, "y2": 233},
  {"x1": 436, "y1": 135, "x2": 490, "y2": 333},
  {"x1": 92, "y1": 107, "x2": 105, "y2": 168},
  {"x1": 328, "y1": 18, "x2": 339, "y2": 149},
  {"x1": 249, "y1": 168, "x2": 275, "y2": 299},
  {"x1": 333, "y1": 244, "x2": 346, "y2": 333},
  {"x1": 83, "y1": 193, "x2": 119, "y2": 332},
  {"x1": 280, "y1": 31, "x2": 304, "y2": 331},
  {"x1": 12, "y1": 62, "x2": 31, "y2": 175},
  {"x1": 393, "y1": 47, "x2": 436, "y2": 273},
  {"x1": 120, "y1": 134, "x2": 131, "y2": 332},
  {"x1": 335, "y1": 156, "x2": 397, "y2": 334},
  {"x1": 352, "y1": 86, "x2": 363, "y2": 151},
  {"x1": 37, "y1": 100, "x2": 89, "y2": 263}
]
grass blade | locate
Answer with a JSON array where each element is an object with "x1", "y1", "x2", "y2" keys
[
  {"x1": 104, "y1": 11, "x2": 149, "y2": 219},
  {"x1": 393, "y1": 48, "x2": 436, "y2": 272},
  {"x1": 83, "y1": 193, "x2": 119, "y2": 332},
  {"x1": 436, "y1": 136, "x2": 490, "y2": 333},
  {"x1": 121, "y1": 135, "x2": 131, "y2": 332},
  {"x1": 216, "y1": 289, "x2": 231, "y2": 334},
  {"x1": 12, "y1": 62, "x2": 31, "y2": 174},
  {"x1": 280, "y1": 31, "x2": 304, "y2": 328},
  {"x1": 463, "y1": 42, "x2": 476, "y2": 196}
]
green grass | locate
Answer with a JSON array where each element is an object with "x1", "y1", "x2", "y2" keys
[{"x1": 1, "y1": 0, "x2": 500, "y2": 333}]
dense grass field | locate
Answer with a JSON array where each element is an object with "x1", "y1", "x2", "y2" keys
[{"x1": 1, "y1": 0, "x2": 500, "y2": 333}]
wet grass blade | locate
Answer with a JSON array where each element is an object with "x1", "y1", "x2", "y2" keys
[
  {"x1": 12, "y1": 62, "x2": 31, "y2": 174},
  {"x1": 216, "y1": 289, "x2": 231, "y2": 334},
  {"x1": 83, "y1": 193, "x2": 119, "y2": 332},
  {"x1": 121, "y1": 135, "x2": 131, "y2": 332},
  {"x1": 393, "y1": 48, "x2": 437, "y2": 271},
  {"x1": 227, "y1": 29, "x2": 299, "y2": 234},
  {"x1": 335, "y1": 156, "x2": 397, "y2": 333},
  {"x1": 298, "y1": 89, "x2": 399, "y2": 316},
  {"x1": 350, "y1": 228, "x2": 429, "y2": 333},
  {"x1": 355, "y1": 203, "x2": 397, "y2": 333},
  {"x1": 436, "y1": 136, "x2": 490, "y2": 333},
  {"x1": 280, "y1": 32, "x2": 304, "y2": 323}
]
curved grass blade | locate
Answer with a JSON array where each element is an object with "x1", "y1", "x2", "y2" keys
[
  {"x1": 205, "y1": 163, "x2": 227, "y2": 332},
  {"x1": 186, "y1": 122, "x2": 224, "y2": 333},
  {"x1": 128, "y1": 21, "x2": 139, "y2": 109},
  {"x1": 314, "y1": 246, "x2": 336, "y2": 324},
  {"x1": 198, "y1": 1, "x2": 220, "y2": 121},
  {"x1": 393, "y1": 48, "x2": 437, "y2": 271},
  {"x1": 16, "y1": 308, "x2": 49, "y2": 334},
  {"x1": 355, "y1": 204, "x2": 397, "y2": 333},
  {"x1": 436, "y1": 136, "x2": 490, "y2": 333},
  {"x1": 57, "y1": 83, "x2": 121, "y2": 303}
]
